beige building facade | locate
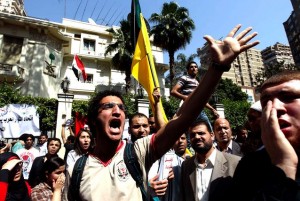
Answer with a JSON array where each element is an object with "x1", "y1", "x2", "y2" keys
[
  {"x1": 198, "y1": 46, "x2": 263, "y2": 88},
  {"x1": 261, "y1": 42, "x2": 294, "y2": 67},
  {"x1": 0, "y1": 0, "x2": 26, "y2": 16}
]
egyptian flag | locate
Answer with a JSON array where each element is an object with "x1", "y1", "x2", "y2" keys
[
  {"x1": 131, "y1": 0, "x2": 168, "y2": 123},
  {"x1": 72, "y1": 55, "x2": 87, "y2": 82}
]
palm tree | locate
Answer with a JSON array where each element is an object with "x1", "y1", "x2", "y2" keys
[
  {"x1": 149, "y1": 2, "x2": 195, "y2": 88},
  {"x1": 105, "y1": 19, "x2": 134, "y2": 93}
]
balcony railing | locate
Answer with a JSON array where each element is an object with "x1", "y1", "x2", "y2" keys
[{"x1": 0, "y1": 63, "x2": 25, "y2": 82}]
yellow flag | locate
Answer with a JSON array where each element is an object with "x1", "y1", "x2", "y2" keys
[{"x1": 131, "y1": 13, "x2": 168, "y2": 123}]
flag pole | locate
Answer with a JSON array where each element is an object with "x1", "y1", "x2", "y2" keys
[{"x1": 146, "y1": 53, "x2": 158, "y2": 88}]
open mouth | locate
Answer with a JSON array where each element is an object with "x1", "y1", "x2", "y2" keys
[
  {"x1": 109, "y1": 119, "x2": 121, "y2": 133},
  {"x1": 279, "y1": 120, "x2": 291, "y2": 130}
]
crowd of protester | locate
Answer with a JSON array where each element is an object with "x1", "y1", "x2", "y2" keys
[{"x1": 1, "y1": 24, "x2": 299, "y2": 201}]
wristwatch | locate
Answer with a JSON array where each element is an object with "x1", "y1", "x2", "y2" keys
[{"x1": 211, "y1": 62, "x2": 231, "y2": 72}]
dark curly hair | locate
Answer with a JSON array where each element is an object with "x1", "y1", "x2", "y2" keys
[{"x1": 87, "y1": 90, "x2": 125, "y2": 137}]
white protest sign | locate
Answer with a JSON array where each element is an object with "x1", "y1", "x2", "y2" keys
[{"x1": 0, "y1": 104, "x2": 40, "y2": 138}]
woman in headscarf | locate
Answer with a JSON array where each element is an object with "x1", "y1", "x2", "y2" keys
[{"x1": 0, "y1": 152, "x2": 31, "y2": 201}]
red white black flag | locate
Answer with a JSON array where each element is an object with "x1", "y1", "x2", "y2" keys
[{"x1": 72, "y1": 55, "x2": 87, "y2": 82}]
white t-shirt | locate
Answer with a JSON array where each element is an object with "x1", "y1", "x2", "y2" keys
[
  {"x1": 16, "y1": 147, "x2": 40, "y2": 180},
  {"x1": 36, "y1": 142, "x2": 48, "y2": 156},
  {"x1": 63, "y1": 135, "x2": 157, "y2": 201},
  {"x1": 66, "y1": 150, "x2": 81, "y2": 169}
]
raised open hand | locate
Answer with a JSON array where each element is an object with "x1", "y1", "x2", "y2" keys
[{"x1": 204, "y1": 24, "x2": 259, "y2": 67}]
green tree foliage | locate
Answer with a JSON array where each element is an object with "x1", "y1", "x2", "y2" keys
[
  {"x1": 150, "y1": 2, "x2": 195, "y2": 88},
  {"x1": 214, "y1": 79, "x2": 248, "y2": 102},
  {"x1": 0, "y1": 82, "x2": 58, "y2": 132},
  {"x1": 255, "y1": 61, "x2": 300, "y2": 91},
  {"x1": 105, "y1": 19, "x2": 134, "y2": 92},
  {"x1": 72, "y1": 100, "x2": 89, "y2": 116},
  {"x1": 123, "y1": 93, "x2": 137, "y2": 117},
  {"x1": 204, "y1": 79, "x2": 250, "y2": 129},
  {"x1": 222, "y1": 99, "x2": 251, "y2": 130},
  {"x1": 161, "y1": 96, "x2": 180, "y2": 119},
  {"x1": 0, "y1": 82, "x2": 22, "y2": 107}
]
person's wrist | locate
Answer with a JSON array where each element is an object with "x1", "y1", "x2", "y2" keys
[{"x1": 211, "y1": 61, "x2": 231, "y2": 72}]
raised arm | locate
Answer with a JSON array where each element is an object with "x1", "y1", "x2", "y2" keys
[
  {"x1": 154, "y1": 24, "x2": 259, "y2": 157},
  {"x1": 152, "y1": 87, "x2": 166, "y2": 130},
  {"x1": 205, "y1": 103, "x2": 219, "y2": 119},
  {"x1": 171, "y1": 83, "x2": 187, "y2": 101},
  {"x1": 61, "y1": 124, "x2": 67, "y2": 144}
]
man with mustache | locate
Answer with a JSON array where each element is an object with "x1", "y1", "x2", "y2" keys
[
  {"x1": 181, "y1": 120, "x2": 241, "y2": 201},
  {"x1": 129, "y1": 113, "x2": 151, "y2": 143}
]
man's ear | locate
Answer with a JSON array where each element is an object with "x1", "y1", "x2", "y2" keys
[{"x1": 211, "y1": 132, "x2": 215, "y2": 141}]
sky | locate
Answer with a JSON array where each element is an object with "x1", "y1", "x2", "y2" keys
[{"x1": 24, "y1": 0, "x2": 293, "y2": 64}]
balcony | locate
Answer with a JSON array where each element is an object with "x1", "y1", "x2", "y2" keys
[
  {"x1": 0, "y1": 63, "x2": 25, "y2": 83},
  {"x1": 68, "y1": 80, "x2": 96, "y2": 93}
]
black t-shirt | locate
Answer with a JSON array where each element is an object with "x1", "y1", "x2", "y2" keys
[{"x1": 64, "y1": 143, "x2": 74, "y2": 161}]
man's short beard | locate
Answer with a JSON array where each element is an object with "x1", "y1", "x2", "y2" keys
[{"x1": 193, "y1": 143, "x2": 213, "y2": 154}]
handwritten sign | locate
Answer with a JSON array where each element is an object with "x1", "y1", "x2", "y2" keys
[{"x1": 0, "y1": 104, "x2": 40, "y2": 138}]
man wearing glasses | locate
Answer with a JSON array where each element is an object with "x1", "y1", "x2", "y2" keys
[{"x1": 63, "y1": 25, "x2": 259, "y2": 201}]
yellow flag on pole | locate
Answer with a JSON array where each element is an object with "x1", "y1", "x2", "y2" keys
[{"x1": 131, "y1": 0, "x2": 168, "y2": 123}]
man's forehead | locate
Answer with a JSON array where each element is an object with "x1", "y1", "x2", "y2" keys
[
  {"x1": 191, "y1": 124, "x2": 209, "y2": 132},
  {"x1": 132, "y1": 116, "x2": 148, "y2": 124},
  {"x1": 49, "y1": 140, "x2": 59, "y2": 144},
  {"x1": 261, "y1": 80, "x2": 300, "y2": 102},
  {"x1": 100, "y1": 95, "x2": 123, "y2": 103},
  {"x1": 215, "y1": 119, "x2": 230, "y2": 126}
]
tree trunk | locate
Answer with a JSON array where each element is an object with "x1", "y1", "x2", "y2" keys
[
  {"x1": 125, "y1": 69, "x2": 131, "y2": 94},
  {"x1": 169, "y1": 51, "x2": 175, "y2": 89}
]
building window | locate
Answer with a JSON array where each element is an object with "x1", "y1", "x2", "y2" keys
[
  {"x1": 0, "y1": 35, "x2": 23, "y2": 65},
  {"x1": 83, "y1": 39, "x2": 95, "y2": 51},
  {"x1": 74, "y1": 34, "x2": 81, "y2": 38},
  {"x1": 81, "y1": 73, "x2": 93, "y2": 83}
]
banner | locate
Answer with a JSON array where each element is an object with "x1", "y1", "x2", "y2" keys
[{"x1": 0, "y1": 104, "x2": 40, "y2": 138}]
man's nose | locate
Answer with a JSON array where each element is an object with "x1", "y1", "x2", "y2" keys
[
  {"x1": 272, "y1": 98, "x2": 286, "y2": 115},
  {"x1": 138, "y1": 126, "x2": 145, "y2": 132},
  {"x1": 112, "y1": 104, "x2": 121, "y2": 114}
]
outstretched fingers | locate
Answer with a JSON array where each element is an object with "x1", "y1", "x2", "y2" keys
[
  {"x1": 235, "y1": 27, "x2": 253, "y2": 41},
  {"x1": 240, "y1": 40, "x2": 260, "y2": 52},
  {"x1": 226, "y1": 24, "x2": 242, "y2": 38},
  {"x1": 203, "y1": 35, "x2": 215, "y2": 45}
]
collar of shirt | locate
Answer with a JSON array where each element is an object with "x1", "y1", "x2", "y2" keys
[
  {"x1": 194, "y1": 148, "x2": 217, "y2": 169},
  {"x1": 227, "y1": 140, "x2": 233, "y2": 152}
]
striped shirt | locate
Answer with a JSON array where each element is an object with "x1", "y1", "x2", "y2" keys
[{"x1": 177, "y1": 75, "x2": 199, "y2": 95}]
